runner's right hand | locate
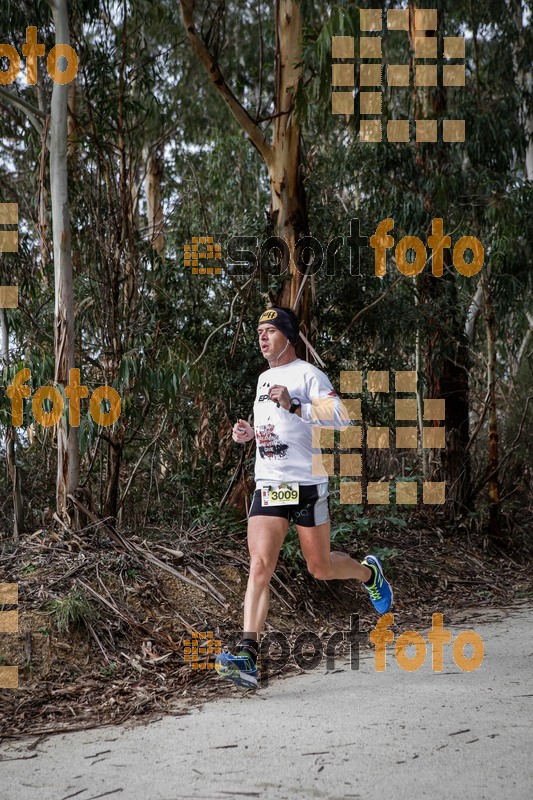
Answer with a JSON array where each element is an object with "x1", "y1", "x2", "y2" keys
[{"x1": 232, "y1": 418, "x2": 255, "y2": 443}]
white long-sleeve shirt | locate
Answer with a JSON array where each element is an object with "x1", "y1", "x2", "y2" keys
[{"x1": 253, "y1": 358, "x2": 350, "y2": 486}]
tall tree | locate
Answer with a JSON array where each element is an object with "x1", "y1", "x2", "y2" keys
[
  {"x1": 0, "y1": 1, "x2": 79, "y2": 521},
  {"x1": 179, "y1": 0, "x2": 310, "y2": 328},
  {"x1": 407, "y1": 0, "x2": 472, "y2": 516},
  {"x1": 507, "y1": 0, "x2": 533, "y2": 180},
  {"x1": 0, "y1": 303, "x2": 23, "y2": 537},
  {"x1": 47, "y1": 0, "x2": 79, "y2": 519}
]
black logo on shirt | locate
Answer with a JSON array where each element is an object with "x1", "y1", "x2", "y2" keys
[{"x1": 258, "y1": 381, "x2": 271, "y2": 403}]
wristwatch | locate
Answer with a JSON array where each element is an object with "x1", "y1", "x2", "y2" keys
[{"x1": 289, "y1": 398, "x2": 301, "y2": 414}]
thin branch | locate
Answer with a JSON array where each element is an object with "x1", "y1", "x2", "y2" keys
[
  {"x1": 471, "y1": 395, "x2": 533, "y2": 498},
  {"x1": 465, "y1": 389, "x2": 490, "y2": 454},
  {"x1": 68, "y1": 496, "x2": 226, "y2": 609},
  {"x1": 322, "y1": 277, "x2": 402, "y2": 356},
  {"x1": 179, "y1": 0, "x2": 273, "y2": 166},
  {"x1": 507, "y1": 394, "x2": 533, "y2": 451},
  {"x1": 298, "y1": 330, "x2": 326, "y2": 368},
  {"x1": 192, "y1": 278, "x2": 253, "y2": 366},
  {"x1": 117, "y1": 413, "x2": 168, "y2": 512},
  {"x1": 230, "y1": 270, "x2": 257, "y2": 358},
  {"x1": 219, "y1": 440, "x2": 252, "y2": 507},
  {"x1": 256, "y1": 0, "x2": 264, "y2": 119},
  {"x1": 292, "y1": 257, "x2": 313, "y2": 316},
  {"x1": 0, "y1": 88, "x2": 45, "y2": 136},
  {"x1": 254, "y1": 109, "x2": 290, "y2": 124},
  {"x1": 80, "y1": 431, "x2": 103, "y2": 488}
]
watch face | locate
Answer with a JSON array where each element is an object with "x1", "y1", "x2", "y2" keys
[{"x1": 289, "y1": 398, "x2": 301, "y2": 413}]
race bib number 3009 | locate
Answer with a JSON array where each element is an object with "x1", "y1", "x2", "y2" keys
[{"x1": 261, "y1": 483, "x2": 299, "y2": 507}]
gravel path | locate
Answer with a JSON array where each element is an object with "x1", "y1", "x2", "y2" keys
[{"x1": 1, "y1": 606, "x2": 532, "y2": 800}]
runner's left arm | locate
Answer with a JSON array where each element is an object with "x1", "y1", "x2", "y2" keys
[{"x1": 297, "y1": 371, "x2": 351, "y2": 430}]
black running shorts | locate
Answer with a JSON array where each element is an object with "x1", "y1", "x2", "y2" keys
[{"x1": 248, "y1": 483, "x2": 330, "y2": 527}]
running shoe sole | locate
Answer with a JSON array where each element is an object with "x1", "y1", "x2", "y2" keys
[{"x1": 215, "y1": 659, "x2": 258, "y2": 689}]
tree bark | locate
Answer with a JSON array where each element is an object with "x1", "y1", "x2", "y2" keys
[
  {"x1": 179, "y1": 0, "x2": 309, "y2": 325},
  {"x1": 67, "y1": 80, "x2": 77, "y2": 157},
  {"x1": 410, "y1": 0, "x2": 472, "y2": 517},
  {"x1": 507, "y1": 0, "x2": 533, "y2": 180},
  {"x1": 270, "y1": 1, "x2": 308, "y2": 316},
  {"x1": 145, "y1": 145, "x2": 165, "y2": 256},
  {"x1": 47, "y1": 0, "x2": 80, "y2": 520},
  {"x1": 1, "y1": 304, "x2": 23, "y2": 538},
  {"x1": 423, "y1": 277, "x2": 472, "y2": 516},
  {"x1": 104, "y1": 428, "x2": 124, "y2": 522},
  {"x1": 465, "y1": 279, "x2": 483, "y2": 344},
  {"x1": 414, "y1": 282, "x2": 427, "y2": 479},
  {"x1": 482, "y1": 272, "x2": 502, "y2": 544}
]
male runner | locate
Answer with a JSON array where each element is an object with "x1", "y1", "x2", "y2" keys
[{"x1": 215, "y1": 307, "x2": 392, "y2": 688}]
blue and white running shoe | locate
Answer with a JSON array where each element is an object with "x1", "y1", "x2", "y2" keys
[
  {"x1": 361, "y1": 554, "x2": 394, "y2": 615},
  {"x1": 215, "y1": 650, "x2": 258, "y2": 689}
]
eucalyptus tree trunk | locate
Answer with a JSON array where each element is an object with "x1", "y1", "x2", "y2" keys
[
  {"x1": 410, "y1": 0, "x2": 472, "y2": 517},
  {"x1": 145, "y1": 146, "x2": 165, "y2": 257},
  {"x1": 48, "y1": 0, "x2": 79, "y2": 520},
  {"x1": 1, "y1": 305, "x2": 23, "y2": 538},
  {"x1": 507, "y1": 0, "x2": 533, "y2": 180},
  {"x1": 102, "y1": 16, "x2": 134, "y2": 522},
  {"x1": 67, "y1": 81, "x2": 78, "y2": 157},
  {"x1": 482, "y1": 272, "x2": 501, "y2": 543},
  {"x1": 179, "y1": 0, "x2": 309, "y2": 326},
  {"x1": 270, "y1": 0, "x2": 308, "y2": 313},
  {"x1": 506, "y1": 0, "x2": 533, "y2": 399},
  {"x1": 414, "y1": 284, "x2": 427, "y2": 479}
]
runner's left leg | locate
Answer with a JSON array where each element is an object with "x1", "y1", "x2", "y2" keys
[
  {"x1": 296, "y1": 522, "x2": 372, "y2": 581},
  {"x1": 297, "y1": 523, "x2": 393, "y2": 613}
]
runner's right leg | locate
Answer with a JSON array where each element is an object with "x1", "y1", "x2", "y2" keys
[
  {"x1": 243, "y1": 514, "x2": 289, "y2": 637},
  {"x1": 215, "y1": 515, "x2": 288, "y2": 688}
]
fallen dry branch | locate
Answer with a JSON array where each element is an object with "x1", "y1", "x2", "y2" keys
[{"x1": 68, "y1": 493, "x2": 226, "y2": 607}]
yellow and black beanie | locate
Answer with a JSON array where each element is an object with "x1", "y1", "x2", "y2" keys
[{"x1": 258, "y1": 307, "x2": 300, "y2": 345}]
